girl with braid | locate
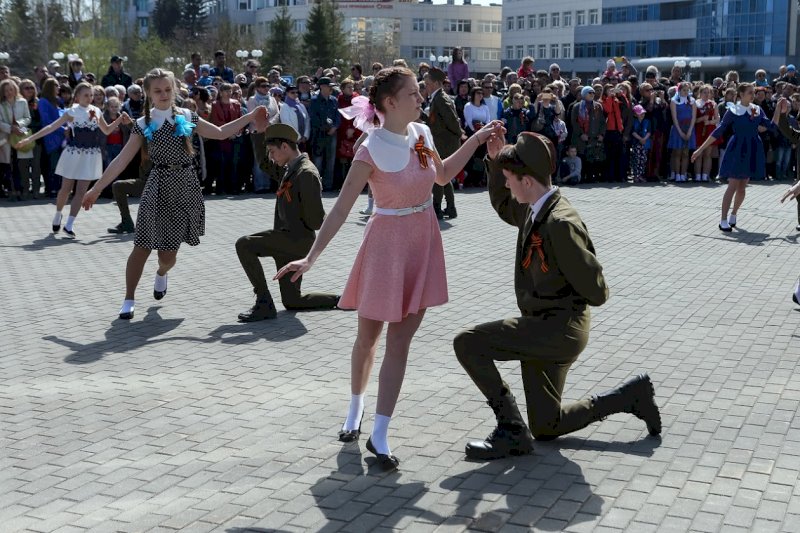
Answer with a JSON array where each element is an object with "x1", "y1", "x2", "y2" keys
[{"x1": 82, "y1": 68, "x2": 268, "y2": 320}]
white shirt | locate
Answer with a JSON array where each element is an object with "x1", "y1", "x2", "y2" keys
[
  {"x1": 530, "y1": 186, "x2": 558, "y2": 223},
  {"x1": 463, "y1": 102, "x2": 491, "y2": 132}
]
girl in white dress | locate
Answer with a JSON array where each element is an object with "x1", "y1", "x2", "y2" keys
[{"x1": 17, "y1": 82, "x2": 127, "y2": 237}]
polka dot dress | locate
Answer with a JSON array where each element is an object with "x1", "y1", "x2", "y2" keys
[{"x1": 131, "y1": 109, "x2": 204, "y2": 251}]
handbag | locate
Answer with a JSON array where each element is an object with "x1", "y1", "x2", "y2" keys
[{"x1": 7, "y1": 104, "x2": 33, "y2": 154}]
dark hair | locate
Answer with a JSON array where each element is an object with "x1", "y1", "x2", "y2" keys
[
  {"x1": 266, "y1": 138, "x2": 298, "y2": 151},
  {"x1": 367, "y1": 66, "x2": 415, "y2": 113},
  {"x1": 737, "y1": 82, "x2": 754, "y2": 97},
  {"x1": 41, "y1": 78, "x2": 59, "y2": 105},
  {"x1": 351, "y1": 63, "x2": 362, "y2": 75},
  {"x1": 214, "y1": 50, "x2": 225, "y2": 58},
  {"x1": 58, "y1": 84, "x2": 72, "y2": 95},
  {"x1": 451, "y1": 47, "x2": 465, "y2": 64},
  {"x1": 371, "y1": 62, "x2": 383, "y2": 70},
  {"x1": 191, "y1": 86, "x2": 210, "y2": 102},
  {"x1": 191, "y1": 52, "x2": 201, "y2": 60},
  {"x1": 469, "y1": 86, "x2": 484, "y2": 103}
]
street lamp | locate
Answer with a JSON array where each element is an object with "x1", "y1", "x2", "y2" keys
[
  {"x1": 52, "y1": 52, "x2": 65, "y2": 60},
  {"x1": 0, "y1": 52, "x2": 9, "y2": 63}
]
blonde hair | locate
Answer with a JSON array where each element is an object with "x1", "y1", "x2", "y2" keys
[
  {"x1": 142, "y1": 68, "x2": 193, "y2": 155},
  {"x1": 0, "y1": 79, "x2": 20, "y2": 102}
]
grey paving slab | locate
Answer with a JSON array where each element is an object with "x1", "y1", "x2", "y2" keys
[{"x1": 2, "y1": 182, "x2": 799, "y2": 532}]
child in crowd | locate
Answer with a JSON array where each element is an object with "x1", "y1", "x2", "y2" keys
[
  {"x1": 560, "y1": 145, "x2": 582, "y2": 185},
  {"x1": 103, "y1": 97, "x2": 125, "y2": 168},
  {"x1": 630, "y1": 105, "x2": 652, "y2": 183}
]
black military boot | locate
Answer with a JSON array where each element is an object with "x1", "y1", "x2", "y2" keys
[
  {"x1": 238, "y1": 292, "x2": 278, "y2": 322},
  {"x1": 444, "y1": 205, "x2": 457, "y2": 219},
  {"x1": 592, "y1": 374, "x2": 661, "y2": 436},
  {"x1": 465, "y1": 389, "x2": 535, "y2": 460},
  {"x1": 108, "y1": 217, "x2": 135, "y2": 234},
  {"x1": 433, "y1": 206, "x2": 445, "y2": 220}
]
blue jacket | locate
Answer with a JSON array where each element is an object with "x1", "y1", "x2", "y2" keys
[
  {"x1": 309, "y1": 94, "x2": 341, "y2": 136},
  {"x1": 210, "y1": 66, "x2": 234, "y2": 83},
  {"x1": 632, "y1": 118, "x2": 652, "y2": 149},
  {"x1": 37, "y1": 98, "x2": 64, "y2": 154}
]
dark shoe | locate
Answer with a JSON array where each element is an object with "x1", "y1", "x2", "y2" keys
[
  {"x1": 593, "y1": 374, "x2": 661, "y2": 436},
  {"x1": 108, "y1": 220, "x2": 135, "y2": 234},
  {"x1": 338, "y1": 413, "x2": 363, "y2": 443},
  {"x1": 366, "y1": 437, "x2": 399, "y2": 472},
  {"x1": 154, "y1": 274, "x2": 168, "y2": 301},
  {"x1": 795, "y1": 224, "x2": 800, "y2": 231},
  {"x1": 433, "y1": 207, "x2": 444, "y2": 220},
  {"x1": 52, "y1": 224, "x2": 60, "y2": 233},
  {"x1": 63, "y1": 228, "x2": 76, "y2": 238},
  {"x1": 464, "y1": 390, "x2": 535, "y2": 460},
  {"x1": 119, "y1": 310, "x2": 134, "y2": 320},
  {"x1": 238, "y1": 295, "x2": 278, "y2": 322},
  {"x1": 444, "y1": 205, "x2": 458, "y2": 219},
  {"x1": 793, "y1": 293, "x2": 799, "y2": 305},
  {"x1": 719, "y1": 223, "x2": 732, "y2": 233}
]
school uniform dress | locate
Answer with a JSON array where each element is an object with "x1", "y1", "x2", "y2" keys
[
  {"x1": 337, "y1": 123, "x2": 448, "y2": 322},
  {"x1": 667, "y1": 98, "x2": 696, "y2": 150},
  {"x1": 712, "y1": 103, "x2": 778, "y2": 180},
  {"x1": 130, "y1": 108, "x2": 204, "y2": 250},
  {"x1": 55, "y1": 104, "x2": 104, "y2": 181}
]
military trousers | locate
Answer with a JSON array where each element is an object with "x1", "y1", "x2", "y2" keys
[
  {"x1": 112, "y1": 177, "x2": 146, "y2": 222},
  {"x1": 235, "y1": 229, "x2": 338, "y2": 310},
  {"x1": 453, "y1": 310, "x2": 597, "y2": 440}
]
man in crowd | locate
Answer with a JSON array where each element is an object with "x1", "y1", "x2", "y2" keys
[
  {"x1": 309, "y1": 77, "x2": 340, "y2": 191},
  {"x1": 101, "y1": 56, "x2": 132, "y2": 89},
  {"x1": 425, "y1": 67, "x2": 462, "y2": 220},
  {"x1": 210, "y1": 50, "x2": 234, "y2": 83}
]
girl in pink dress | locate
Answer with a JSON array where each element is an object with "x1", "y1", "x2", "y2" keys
[{"x1": 276, "y1": 67, "x2": 502, "y2": 471}]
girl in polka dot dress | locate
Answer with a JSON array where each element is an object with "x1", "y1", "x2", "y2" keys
[{"x1": 83, "y1": 68, "x2": 268, "y2": 320}]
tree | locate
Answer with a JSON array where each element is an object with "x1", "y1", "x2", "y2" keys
[
  {"x1": 302, "y1": 0, "x2": 348, "y2": 70},
  {"x1": 180, "y1": 0, "x2": 208, "y2": 37},
  {"x1": 152, "y1": 0, "x2": 182, "y2": 40},
  {"x1": 266, "y1": 6, "x2": 297, "y2": 73}
]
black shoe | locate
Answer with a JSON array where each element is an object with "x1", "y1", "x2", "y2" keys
[
  {"x1": 593, "y1": 374, "x2": 661, "y2": 436},
  {"x1": 119, "y1": 310, "x2": 134, "y2": 320},
  {"x1": 433, "y1": 207, "x2": 444, "y2": 220},
  {"x1": 154, "y1": 274, "x2": 167, "y2": 301},
  {"x1": 63, "y1": 228, "x2": 76, "y2": 238},
  {"x1": 338, "y1": 413, "x2": 363, "y2": 442},
  {"x1": 238, "y1": 295, "x2": 278, "y2": 322},
  {"x1": 444, "y1": 205, "x2": 458, "y2": 219},
  {"x1": 795, "y1": 224, "x2": 800, "y2": 231},
  {"x1": 465, "y1": 424, "x2": 535, "y2": 460},
  {"x1": 52, "y1": 224, "x2": 60, "y2": 233},
  {"x1": 793, "y1": 293, "x2": 799, "y2": 305},
  {"x1": 365, "y1": 437, "x2": 399, "y2": 472},
  {"x1": 719, "y1": 223, "x2": 732, "y2": 233},
  {"x1": 108, "y1": 220, "x2": 135, "y2": 234}
]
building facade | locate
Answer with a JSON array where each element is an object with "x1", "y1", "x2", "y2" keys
[{"x1": 502, "y1": 0, "x2": 800, "y2": 79}]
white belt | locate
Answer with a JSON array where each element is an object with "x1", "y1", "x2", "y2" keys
[{"x1": 373, "y1": 197, "x2": 433, "y2": 216}]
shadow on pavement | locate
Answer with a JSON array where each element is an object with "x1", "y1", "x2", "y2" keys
[
  {"x1": 555, "y1": 435, "x2": 661, "y2": 456},
  {"x1": 46, "y1": 307, "x2": 184, "y2": 364},
  {"x1": 0, "y1": 233, "x2": 111, "y2": 250},
  {"x1": 202, "y1": 314, "x2": 309, "y2": 344}
]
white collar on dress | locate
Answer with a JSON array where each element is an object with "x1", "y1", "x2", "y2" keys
[
  {"x1": 361, "y1": 122, "x2": 435, "y2": 173},
  {"x1": 725, "y1": 101, "x2": 759, "y2": 116},
  {"x1": 136, "y1": 107, "x2": 190, "y2": 130}
]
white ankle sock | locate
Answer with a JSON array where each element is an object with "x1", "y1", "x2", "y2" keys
[
  {"x1": 154, "y1": 273, "x2": 168, "y2": 292},
  {"x1": 366, "y1": 197, "x2": 374, "y2": 211},
  {"x1": 53, "y1": 211, "x2": 62, "y2": 225},
  {"x1": 371, "y1": 414, "x2": 392, "y2": 455},
  {"x1": 720, "y1": 219, "x2": 731, "y2": 230},
  {"x1": 728, "y1": 214, "x2": 737, "y2": 225},
  {"x1": 119, "y1": 299, "x2": 135, "y2": 314},
  {"x1": 794, "y1": 280, "x2": 800, "y2": 302},
  {"x1": 64, "y1": 215, "x2": 76, "y2": 231},
  {"x1": 342, "y1": 393, "x2": 365, "y2": 431}
]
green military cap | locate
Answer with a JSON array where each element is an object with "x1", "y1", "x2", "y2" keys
[
  {"x1": 510, "y1": 132, "x2": 557, "y2": 182},
  {"x1": 264, "y1": 123, "x2": 300, "y2": 143}
]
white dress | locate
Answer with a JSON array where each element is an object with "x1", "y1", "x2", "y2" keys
[{"x1": 55, "y1": 104, "x2": 104, "y2": 181}]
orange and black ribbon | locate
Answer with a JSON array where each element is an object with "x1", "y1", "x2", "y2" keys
[
  {"x1": 414, "y1": 135, "x2": 438, "y2": 169},
  {"x1": 277, "y1": 180, "x2": 292, "y2": 203},
  {"x1": 521, "y1": 231, "x2": 549, "y2": 273}
]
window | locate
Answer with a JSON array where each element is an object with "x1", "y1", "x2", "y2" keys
[
  {"x1": 138, "y1": 16, "x2": 148, "y2": 28},
  {"x1": 562, "y1": 43, "x2": 571, "y2": 59},
  {"x1": 527, "y1": 45, "x2": 536, "y2": 57},
  {"x1": 506, "y1": 17, "x2": 514, "y2": 31},
  {"x1": 528, "y1": 15, "x2": 536, "y2": 29},
  {"x1": 505, "y1": 46, "x2": 513, "y2": 59},
  {"x1": 601, "y1": 42, "x2": 612, "y2": 57},
  {"x1": 576, "y1": 10, "x2": 585, "y2": 26},
  {"x1": 539, "y1": 13, "x2": 547, "y2": 28},
  {"x1": 238, "y1": 0, "x2": 251, "y2": 10},
  {"x1": 635, "y1": 41, "x2": 647, "y2": 56},
  {"x1": 445, "y1": 19, "x2": 471, "y2": 32},
  {"x1": 479, "y1": 20, "x2": 501, "y2": 33},
  {"x1": 551, "y1": 13, "x2": 559, "y2": 27},
  {"x1": 478, "y1": 48, "x2": 500, "y2": 61},
  {"x1": 462, "y1": 47, "x2": 472, "y2": 61},
  {"x1": 515, "y1": 45, "x2": 524, "y2": 59},
  {"x1": 516, "y1": 16, "x2": 524, "y2": 30},
  {"x1": 551, "y1": 44, "x2": 559, "y2": 58},
  {"x1": 412, "y1": 46, "x2": 436, "y2": 59},
  {"x1": 412, "y1": 19, "x2": 435, "y2": 32},
  {"x1": 538, "y1": 44, "x2": 546, "y2": 58},
  {"x1": 589, "y1": 9, "x2": 599, "y2": 24},
  {"x1": 293, "y1": 19, "x2": 306, "y2": 32},
  {"x1": 562, "y1": 11, "x2": 572, "y2": 26},
  {"x1": 136, "y1": 0, "x2": 147, "y2": 11}
]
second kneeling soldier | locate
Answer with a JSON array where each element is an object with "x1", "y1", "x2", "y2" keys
[
  {"x1": 236, "y1": 124, "x2": 339, "y2": 321},
  {"x1": 454, "y1": 132, "x2": 661, "y2": 460}
]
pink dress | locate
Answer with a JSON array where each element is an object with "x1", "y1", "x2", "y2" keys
[{"x1": 338, "y1": 127, "x2": 448, "y2": 322}]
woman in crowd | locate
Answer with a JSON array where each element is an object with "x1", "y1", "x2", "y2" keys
[
  {"x1": 693, "y1": 84, "x2": 720, "y2": 182},
  {"x1": 463, "y1": 85, "x2": 490, "y2": 186},
  {"x1": 37, "y1": 78, "x2": 65, "y2": 198},
  {"x1": 336, "y1": 79, "x2": 362, "y2": 189},
  {"x1": 0, "y1": 79, "x2": 32, "y2": 201},
  {"x1": 103, "y1": 97, "x2": 127, "y2": 169},
  {"x1": 92, "y1": 85, "x2": 106, "y2": 110},
  {"x1": 570, "y1": 86, "x2": 606, "y2": 182},
  {"x1": 247, "y1": 77, "x2": 280, "y2": 194},
  {"x1": 668, "y1": 82, "x2": 697, "y2": 182},
  {"x1": 209, "y1": 82, "x2": 244, "y2": 195},
  {"x1": 67, "y1": 58, "x2": 85, "y2": 88},
  {"x1": 601, "y1": 83, "x2": 628, "y2": 181},
  {"x1": 275, "y1": 67, "x2": 502, "y2": 471},
  {"x1": 692, "y1": 83, "x2": 778, "y2": 231},
  {"x1": 447, "y1": 47, "x2": 469, "y2": 86},
  {"x1": 19, "y1": 79, "x2": 42, "y2": 199}
]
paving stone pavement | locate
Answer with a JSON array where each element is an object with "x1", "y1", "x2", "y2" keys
[{"x1": 2, "y1": 181, "x2": 800, "y2": 533}]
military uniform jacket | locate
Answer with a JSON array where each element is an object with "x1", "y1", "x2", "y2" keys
[
  {"x1": 777, "y1": 113, "x2": 800, "y2": 181},
  {"x1": 274, "y1": 154, "x2": 326, "y2": 253},
  {"x1": 427, "y1": 89, "x2": 462, "y2": 158},
  {"x1": 487, "y1": 159, "x2": 609, "y2": 315}
]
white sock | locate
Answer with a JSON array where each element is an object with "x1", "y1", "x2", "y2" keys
[
  {"x1": 342, "y1": 393, "x2": 365, "y2": 431},
  {"x1": 371, "y1": 414, "x2": 392, "y2": 455},
  {"x1": 119, "y1": 299, "x2": 135, "y2": 314},
  {"x1": 720, "y1": 219, "x2": 731, "y2": 229},
  {"x1": 64, "y1": 215, "x2": 76, "y2": 231},
  {"x1": 728, "y1": 214, "x2": 737, "y2": 225},
  {"x1": 52, "y1": 211, "x2": 62, "y2": 225},
  {"x1": 366, "y1": 196, "x2": 374, "y2": 211},
  {"x1": 794, "y1": 280, "x2": 800, "y2": 302},
  {"x1": 154, "y1": 273, "x2": 168, "y2": 292}
]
